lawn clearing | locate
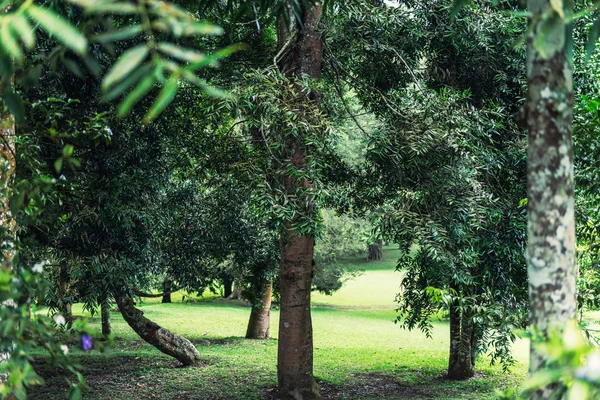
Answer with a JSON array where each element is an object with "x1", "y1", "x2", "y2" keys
[{"x1": 30, "y1": 247, "x2": 528, "y2": 399}]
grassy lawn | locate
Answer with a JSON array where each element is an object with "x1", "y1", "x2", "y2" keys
[{"x1": 30, "y1": 247, "x2": 528, "y2": 399}]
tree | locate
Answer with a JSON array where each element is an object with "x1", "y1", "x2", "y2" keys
[
  {"x1": 526, "y1": 0, "x2": 577, "y2": 396},
  {"x1": 0, "y1": 0, "x2": 238, "y2": 391},
  {"x1": 274, "y1": 4, "x2": 324, "y2": 397},
  {"x1": 328, "y1": 0, "x2": 529, "y2": 379}
]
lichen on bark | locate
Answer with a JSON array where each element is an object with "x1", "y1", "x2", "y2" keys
[{"x1": 526, "y1": 0, "x2": 577, "y2": 397}]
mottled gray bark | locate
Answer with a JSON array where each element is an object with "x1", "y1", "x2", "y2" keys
[
  {"x1": 447, "y1": 303, "x2": 476, "y2": 380},
  {"x1": 114, "y1": 291, "x2": 202, "y2": 366},
  {"x1": 526, "y1": 0, "x2": 576, "y2": 398}
]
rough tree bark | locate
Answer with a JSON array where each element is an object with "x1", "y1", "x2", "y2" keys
[
  {"x1": 222, "y1": 274, "x2": 233, "y2": 298},
  {"x1": 246, "y1": 280, "x2": 273, "y2": 339},
  {"x1": 161, "y1": 278, "x2": 172, "y2": 303},
  {"x1": 113, "y1": 291, "x2": 202, "y2": 366},
  {"x1": 276, "y1": 2, "x2": 323, "y2": 399},
  {"x1": 367, "y1": 239, "x2": 383, "y2": 261},
  {"x1": 447, "y1": 299, "x2": 476, "y2": 380},
  {"x1": 101, "y1": 297, "x2": 111, "y2": 337},
  {"x1": 526, "y1": 0, "x2": 576, "y2": 398}
]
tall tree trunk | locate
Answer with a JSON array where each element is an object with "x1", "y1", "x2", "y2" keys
[
  {"x1": 101, "y1": 297, "x2": 111, "y2": 337},
  {"x1": 246, "y1": 280, "x2": 272, "y2": 339},
  {"x1": 276, "y1": 3, "x2": 323, "y2": 399},
  {"x1": 367, "y1": 239, "x2": 383, "y2": 261},
  {"x1": 447, "y1": 300, "x2": 476, "y2": 380},
  {"x1": 58, "y1": 260, "x2": 73, "y2": 326},
  {"x1": 162, "y1": 278, "x2": 172, "y2": 303},
  {"x1": 113, "y1": 291, "x2": 201, "y2": 366},
  {"x1": 1, "y1": 90, "x2": 17, "y2": 400},
  {"x1": 222, "y1": 274, "x2": 233, "y2": 298},
  {"x1": 526, "y1": 1, "x2": 576, "y2": 398}
]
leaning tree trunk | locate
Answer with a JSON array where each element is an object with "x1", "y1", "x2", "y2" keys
[
  {"x1": 276, "y1": 2, "x2": 323, "y2": 399},
  {"x1": 447, "y1": 298, "x2": 476, "y2": 379},
  {"x1": 1, "y1": 92, "x2": 17, "y2": 400},
  {"x1": 227, "y1": 281, "x2": 243, "y2": 300},
  {"x1": 101, "y1": 297, "x2": 111, "y2": 337},
  {"x1": 246, "y1": 280, "x2": 273, "y2": 339},
  {"x1": 113, "y1": 291, "x2": 201, "y2": 366},
  {"x1": 526, "y1": 1, "x2": 576, "y2": 398},
  {"x1": 367, "y1": 239, "x2": 383, "y2": 261}
]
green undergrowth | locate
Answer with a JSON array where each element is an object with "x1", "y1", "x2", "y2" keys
[{"x1": 30, "y1": 247, "x2": 528, "y2": 399}]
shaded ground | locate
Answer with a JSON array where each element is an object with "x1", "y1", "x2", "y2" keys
[{"x1": 262, "y1": 373, "x2": 427, "y2": 400}]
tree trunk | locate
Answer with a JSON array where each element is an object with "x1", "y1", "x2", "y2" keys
[
  {"x1": 227, "y1": 281, "x2": 243, "y2": 300},
  {"x1": 162, "y1": 278, "x2": 172, "y2": 303},
  {"x1": 101, "y1": 297, "x2": 111, "y2": 337},
  {"x1": 58, "y1": 260, "x2": 73, "y2": 327},
  {"x1": 367, "y1": 239, "x2": 383, "y2": 261},
  {"x1": 276, "y1": 2, "x2": 324, "y2": 399},
  {"x1": 0, "y1": 103, "x2": 16, "y2": 398},
  {"x1": 113, "y1": 291, "x2": 201, "y2": 366},
  {"x1": 526, "y1": 1, "x2": 576, "y2": 398},
  {"x1": 222, "y1": 274, "x2": 233, "y2": 298},
  {"x1": 246, "y1": 281, "x2": 272, "y2": 339},
  {"x1": 447, "y1": 300, "x2": 475, "y2": 380}
]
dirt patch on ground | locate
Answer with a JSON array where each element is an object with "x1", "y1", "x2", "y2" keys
[{"x1": 262, "y1": 373, "x2": 429, "y2": 400}]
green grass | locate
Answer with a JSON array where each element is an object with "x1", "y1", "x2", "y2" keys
[{"x1": 29, "y1": 246, "x2": 528, "y2": 399}]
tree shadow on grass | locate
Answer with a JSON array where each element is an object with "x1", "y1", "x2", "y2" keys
[{"x1": 262, "y1": 369, "x2": 502, "y2": 400}]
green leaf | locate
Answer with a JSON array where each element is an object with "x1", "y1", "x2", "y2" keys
[
  {"x1": 11, "y1": 15, "x2": 35, "y2": 49},
  {"x1": 82, "y1": 53, "x2": 103, "y2": 77},
  {"x1": 54, "y1": 158, "x2": 63, "y2": 173},
  {"x1": 102, "y1": 64, "x2": 152, "y2": 102},
  {"x1": 61, "y1": 57, "x2": 84, "y2": 79},
  {"x1": 3, "y1": 87, "x2": 24, "y2": 121},
  {"x1": 117, "y1": 75, "x2": 156, "y2": 117},
  {"x1": 1, "y1": 22, "x2": 23, "y2": 62},
  {"x1": 9, "y1": 189, "x2": 25, "y2": 215},
  {"x1": 585, "y1": 18, "x2": 600, "y2": 61},
  {"x1": 177, "y1": 22, "x2": 223, "y2": 36},
  {"x1": 102, "y1": 45, "x2": 149, "y2": 90},
  {"x1": 187, "y1": 43, "x2": 245, "y2": 71},
  {"x1": 533, "y1": 12, "x2": 565, "y2": 59},
  {"x1": 62, "y1": 144, "x2": 74, "y2": 157},
  {"x1": 143, "y1": 78, "x2": 178, "y2": 123},
  {"x1": 85, "y1": 2, "x2": 139, "y2": 15},
  {"x1": 92, "y1": 25, "x2": 143, "y2": 43},
  {"x1": 27, "y1": 5, "x2": 87, "y2": 54},
  {"x1": 158, "y1": 42, "x2": 206, "y2": 63},
  {"x1": 550, "y1": 0, "x2": 564, "y2": 19}
]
